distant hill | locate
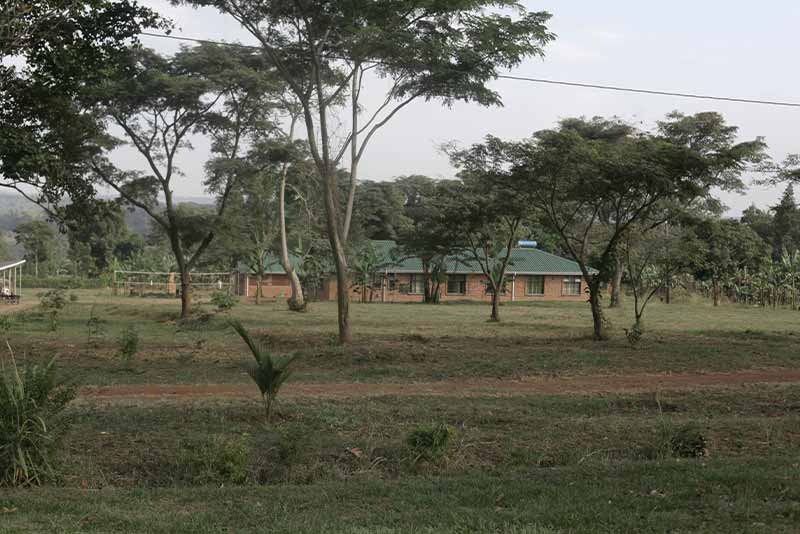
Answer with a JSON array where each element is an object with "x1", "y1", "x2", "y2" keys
[{"x1": 0, "y1": 193, "x2": 215, "y2": 236}]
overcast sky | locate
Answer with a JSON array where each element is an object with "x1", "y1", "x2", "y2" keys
[{"x1": 126, "y1": 0, "x2": 799, "y2": 215}]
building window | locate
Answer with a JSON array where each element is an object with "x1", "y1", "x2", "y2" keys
[
  {"x1": 386, "y1": 274, "x2": 397, "y2": 292},
  {"x1": 409, "y1": 274, "x2": 425, "y2": 294},
  {"x1": 526, "y1": 275, "x2": 545, "y2": 295},
  {"x1": 562, "y1": 276, "x2": 582, "y2": 296},
  {"x1": 447, "y1": 274, "x2": 467, "y2": 295}
]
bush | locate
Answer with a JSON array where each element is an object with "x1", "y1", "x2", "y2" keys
[
  {"x1": 406, "y1": 423, "x2": 455, "y2": 463},
  {"x1": 178, "y1": 434, "x2": 252, "y2": 485},
  {"x1": 669, "y1": 424, "x2": 707, "y2": 458},
  {"x1": 69, "y1": 293, "x2": 79, "y2": 303},
  {"x1": 117, "y1": 326, "x2": 139, "y2": 362},
  {"x1": 0, "y1": 356, "x2": 75, "y2": 486},
  {"x1": 211, "y1": 291, "x2": 237, "y2": 312},
  {"x1": 0, "y1": 316, "x2": 14, "y2": 337},
  {"x1": 39, "y1": 289, "x2": 67, "y2": 311}
]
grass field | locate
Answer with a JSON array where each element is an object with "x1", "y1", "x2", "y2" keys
[{"x1": 1, "y1": 290, "x2": 799, "y2": 533}]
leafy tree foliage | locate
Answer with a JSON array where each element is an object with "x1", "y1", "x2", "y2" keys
[
  {"x1": 693, "y1": 219, "x2": 770, "y2": 306},
  {"x1": 14, "y1": 220, "x2": 55, "y2": 277},
  {"x1": 504, "y1": 113, "x2": 764, "y2": 340},
  {"x1": 180, "y1": 0, "x2": 555, "y2": 343},
  {"x1": 86, "y1": 44, "x2": 285, "y2": 317},
  {"x1": 1, "y1": 0, "x2": 163, "y2": 209}
]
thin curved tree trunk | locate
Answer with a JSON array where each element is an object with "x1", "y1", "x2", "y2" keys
[{"x1": 278, "y1": 116, "x2": 306, "y2": 311}]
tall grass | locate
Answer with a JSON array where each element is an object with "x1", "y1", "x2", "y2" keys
[{"x1": 0, "y1": 352, "x2": 74, "y2": 486}]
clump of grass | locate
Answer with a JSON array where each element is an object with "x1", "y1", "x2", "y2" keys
[
  {"x1": 117, "y1": 326, "x2": 139, "y2": 363},
  {"x1": 178, "y1": 434, "x2": 252, "y2": 485},
  {"x1": 0, "y1": 353, "x2": 75, "y2": 487},
  {"x1": 68, "y1": 293, "x2": 79, "y2": 303},
  {"x1": 406, "y1": 423, "x2": 455, "y2": 464},
  {"x1": 669, "y1": 423, "x2": 707, "y2": 458},
  {"x1": 211, "y1": 291, "x2": 237, "y2": 312}
]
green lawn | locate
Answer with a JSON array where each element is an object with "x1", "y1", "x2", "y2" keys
[
  {"x1": 6, "y1": 289, "x2": 800, "y2": 385},
  {"x1": 1, "y1": 292, "x2": 799, "y2": 533}
]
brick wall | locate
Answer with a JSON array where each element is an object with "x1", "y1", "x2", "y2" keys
[
  {"x1": 241, "y1": 271, "x2": 588, "y2": 303},
  {"x1": 356, "y1": 273, "x2": 586, "y2": 303}
]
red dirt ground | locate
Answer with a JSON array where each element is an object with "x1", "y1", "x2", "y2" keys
[{"x1": 79, "y1": 369, "x2": 800, "y2": 403}]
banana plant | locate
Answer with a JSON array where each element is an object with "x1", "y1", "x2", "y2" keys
[
  {"x1": 781, "y1": 249, "x2": 800, "y2": 310},
  {"x1": 229, "y1": 320, "x2": 297, "y2": 423}
]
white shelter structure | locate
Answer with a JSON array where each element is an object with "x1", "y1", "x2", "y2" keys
[{"x1": 0, "y1": 260, "x2": 25, "y2": 304}]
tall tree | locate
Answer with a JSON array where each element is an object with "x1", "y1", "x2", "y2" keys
[
  {"x1": 395, "y1": 176, "x2": 458, "y2": 304},
  {"x1": 446, "y1": 141, "x2": 531, "y2": 322},
  {"x1": 14, "y1": 220, "x2": 55, "y2": 277},
  {"x1": 693, "y1": 219, "x2": 769, "y2": 306},
  {"x1": 771, "y1": 185, "x2": 799, "y2": 258},
  {"x1": 509, "y1": 113, "x2": 765, "y2": 340},
  {"x1": 181, "y1": 0, "x2": 555, "y2": 343},
  {"x1": 1, "y1": 1, "x2": 163, "y2": 210},
  {"x1": 87, "y1": 44, "x2": 283, "y2": 317}
]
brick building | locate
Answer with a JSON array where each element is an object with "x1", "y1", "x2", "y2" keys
[{"x1": 234, "y1": 240, "x2": 592, "y2": 303}]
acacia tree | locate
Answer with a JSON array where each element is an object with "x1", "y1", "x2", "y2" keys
[
  {"x1": 180, "y1": 0, "x2": 554, "y2": 343},
  {"x1": 446, "y1": 141, "x2": 530, "y2": 322},
  {"x1": 622, "y1": 221, "x2": 705, "y2": 332},
  {"x1": 1, "y1": 1, "x2": 163, "y2": 209},
  {"x1": 87, "y1": 44, "x2": 282, "y2": 317},
  {"x1": 395, "y1": 177, "x2": 459, "y2": 304},
  {"x1": 509, "y1": 114, "x2": 764, "y2": 340}
]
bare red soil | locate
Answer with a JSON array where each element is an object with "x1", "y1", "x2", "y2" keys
[{"x1": 79, "y1": 369, "x2": 800, "y2": 403}]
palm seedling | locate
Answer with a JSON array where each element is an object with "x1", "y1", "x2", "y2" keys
[{"x1": 229, "y1": 320, "x2": 297, "y2": 423}]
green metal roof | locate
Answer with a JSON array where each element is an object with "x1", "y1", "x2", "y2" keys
[
  {"x1": 240, "y1": 241, "x2": 593, "y2": 276},
  {"x1": 371, "y1": 240, "x2": 592, "y2": 275}
]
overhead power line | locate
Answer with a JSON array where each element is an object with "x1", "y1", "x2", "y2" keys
[{"x1": 139, "y1": 31, "x2": 800, "y2": 109}]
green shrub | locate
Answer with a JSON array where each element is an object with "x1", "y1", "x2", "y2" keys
[
  {"x1": 179, "y1": 434, "x2": 252, "y2": 485},
  {"x1": 230, "y1": 320, "x2": 297, "y2": 423},
  {"x1": 211, "y1": 291, "x2": 237, "y2": 312},
  {"x1": 0, "y1": 316, "x2": 14, "y2": 338},
  {"x1": 406, "y1": 423, "x2": 455, "y2": 463},
  {"x1": 669, "y1": 423, "x2": 707, "y2": 458},
  {"x1": 117, "y1": 326, "x2": 139, "y2": 362},
  {"x1": 38, "y1": 289, "x2": 67, "y2": 311},
  {"x1": 625, "y1": 322, "x2": 643, "y2": 346},
  {"x1": 86, "y1": 307, "x2": 107, "y2": 349},
  {"x1": 0, "y1": 356, "x2": 75, "y2": 486},
  {"x1": 68, "y1": 293, "x2": 79, "y2": 303}
]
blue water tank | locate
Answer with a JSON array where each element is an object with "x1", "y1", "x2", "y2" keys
[{"x1": 518, "y1": 240, "x2": 538, "y2": 248}]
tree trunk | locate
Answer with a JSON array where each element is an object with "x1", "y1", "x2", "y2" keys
[
  {"x1": 609, "y1": 256, "x2": 623, "y2": 308},
  {"x1": 589, "y1": 285, "x2": 607, "y2": 341},
  {"x1": 490, "y1": 290, "x2": 500, "y2": 322},
  {"x1": 278, "y1": 116, "x2": 306, "y2": 312},
  {"x1": 179, "y1": 270, "x2": 192, "y2": 319},
  {"x1": 665, "y1": 282, "x2": 671, "y2": 304},
  {"x1": 255, "y1": 271, "x2": 262, "y2": 305},
  {"x1": 712, "y1": 278, "x2": 720, "y2": 307}
]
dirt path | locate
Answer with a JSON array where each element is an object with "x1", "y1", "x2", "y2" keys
[
  {"x1": 79, "y1": 369, "x2": 800, "y2": 403},
  {"x1": 0, "y1": 301, "x2": 37, "y2": 315}
]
